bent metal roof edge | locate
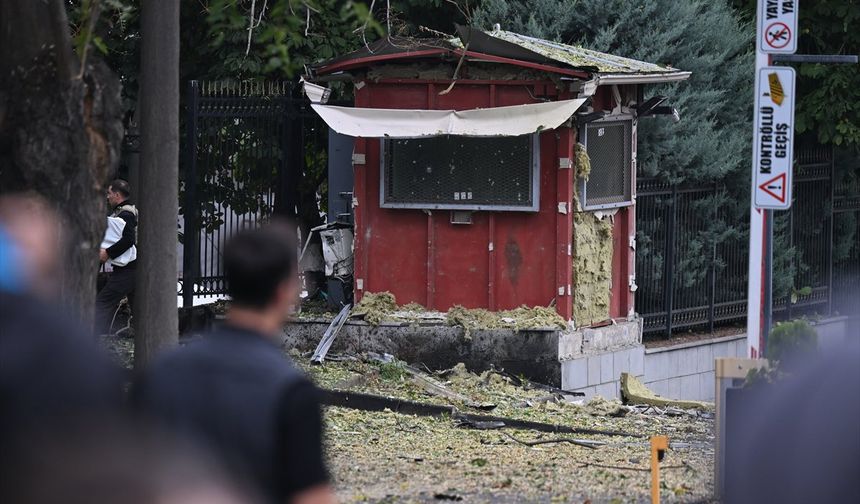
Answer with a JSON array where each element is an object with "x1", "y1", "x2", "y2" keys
[
  {"x1": 488, "y1": 30, "x2": 676, "y2": 75},
  {"x1": 312, "y1": 27, "x2": 689, "y2": 83}
]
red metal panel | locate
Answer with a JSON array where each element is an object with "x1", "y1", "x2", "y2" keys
[
  {"x1": 436, "y1": 84, "x2": 491, "y2": 110},
  {"x1": 609, "y1": 208, "x2": 630, "y2": 318},
  {"x1": 555, "y1": 127, "x2": 574, "y2": 320},
  {"x1": 362, "y1": 137, "x2": 430, "y2": 306},
  {"x1": 493, "y1": 131, "x2": 558, "y2": 310},
  {"x1": 316, "y1": 49, "x2": 450, "y2": 75},
  {"x1": 352, "y1": 138, "x2": 367, "y2": 304},
  {"x1": 367, "y1": 83, "x2": 430, "y2": 110},
  {"x1": 352, "y1": 87, "x2": 370, "y2": 303},
  {"x1": 433, "y1": 211, "x2": 492, "y2": 309},
  {"x1": 494, "y1": 84, "x2": 539, "y2": 106},
  {"x1": 316, "y1": 49, "x2": 591, "y2": 79},
  {"x1": 353, "y1": 80, "x2": 570, "y2": 312}
]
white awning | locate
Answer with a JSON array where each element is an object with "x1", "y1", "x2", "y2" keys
[{"x1": 310, "y1": 98, "x2": 587, "y2": 138}]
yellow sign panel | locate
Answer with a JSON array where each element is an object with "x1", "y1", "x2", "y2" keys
[{"x1": 768, "y1": 72, "x2": 785, "y2": 106}]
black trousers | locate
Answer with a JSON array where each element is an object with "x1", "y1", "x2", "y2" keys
[{"x1": 95, "y1": 265, "x2": 136, "y2": 335}]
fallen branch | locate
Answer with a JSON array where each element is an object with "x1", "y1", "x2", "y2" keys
[
  {"x1": 577, "y1": 462, "x2": 688, "y2": 472},
  {"x1": 502, "y1": 432, "x2": 603, "y2": 450},
  {"x1": 492, "y1": 369, "x2": 585, "y2": 397},
  {"x1": 321, "y1": 389, "x2": 641, "y2": 438},
  {"x1": 403, "y1": 364, "x2": 496, "y2": 411},
  {"x1": 438, "y1": 41, "x2": 469, "y2": 95}
]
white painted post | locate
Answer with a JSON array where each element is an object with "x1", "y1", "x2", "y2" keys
[
  {"x1": 747, "y1": 0, "x2": 798, "y2": 358},
  {"x1": 746, "y1": 47, "x2": 769, "y2": 359}
]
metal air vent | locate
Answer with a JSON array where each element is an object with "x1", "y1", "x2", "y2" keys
[
  {"x1": 579, "y1": 116, "x2": 634, "y2": 210},
  {"x1": 380, "y1": 134, "x2": 540, "y2": 212}
]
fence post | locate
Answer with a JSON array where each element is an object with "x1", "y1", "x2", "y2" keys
[
  {"x1": 182, "y1": 80, "x2": 199, "y2": 309},
  {"x1": 787, "y1": 192, "x2": 794, "y2": 320},
  {"x1": 707, "y1": 184, "x2": 720, "y2": 332},
  {"x1": 664, "y1": 185, "x2": 677, "y2": 338},
  {"x1": 827, "y1": 145, "x2": 835, "y2": 316},
  {"x1": 709, "y1": 240, "x2": 717, "y2": 333}
]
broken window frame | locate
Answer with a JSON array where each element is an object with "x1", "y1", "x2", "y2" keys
[
  {"x1": 378, "y1": 134, "x2": 541, "y2": 212},
  {"x1": 578, "y1": 114, "x2": 637, "y2": 210}
]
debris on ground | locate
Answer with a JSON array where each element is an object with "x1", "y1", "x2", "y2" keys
[
  {"x1": 100, "y1": 338, "x2": 715, "y2": 502},
  {"x1": 300, "y1": 358, "x2": 714, "y2": 502},
  {"x1": 310, "y1": 304, "x2": 352, "y2": 364},
  {"x1": 404, "y1": 365, "x2": 497, "y2": 411},
  {"x1": 348, "y1": 292, "x2": 567, "y2": 335},
  {"x1": 621, "y1": 373, "x2": 714, "y2": 411},
  {"x1": 446, "y1": 306, "x2": 499, "y2": 338},
  {"x1": 400, "y1": 302, "x2": 427, "y2": 312},
  {"x1": 446, "y1": 305, "x2": 567, "y2": 338},
  {"x1": 350, "y1": 291, "x2": 397, "y2": 325},
  {"x1": 296, "y1": 296, "x2": 337, "y2": 319},
  {"x1": 583, "y1": 395, "x2": 629, "y2": 417}
]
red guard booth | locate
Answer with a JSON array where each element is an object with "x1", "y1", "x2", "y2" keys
[{"x1": 307, "y1": 27, "x2": 689, "y2": 325}]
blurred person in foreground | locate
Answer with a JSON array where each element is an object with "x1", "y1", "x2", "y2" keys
[
  {"x1": 725, "y1": 339, "x2": 860, "y2": 503},
  {"x1": 135, "y1": 222, "x2": 334, "y2": 504},
  {"x1": 0, "y1": 193, "x2": 122, "y2": 446},
  {"x1": 96, "y1": 178, "x2": 138, "y2": 335},
  {"x1": 1, "y1": 421, "x2": 258, "y2": 504}
]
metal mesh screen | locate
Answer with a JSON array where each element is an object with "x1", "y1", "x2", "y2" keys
[
  {"x1": 582, "y1": 119, "x2": 633, "y2": 209},
  {"x1": 382, "y1": 135, "x2": 536, "y2": 210}
]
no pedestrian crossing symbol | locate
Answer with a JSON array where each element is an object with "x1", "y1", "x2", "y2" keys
[
  {"x1": 759, "y1": 0, "x2": 797, "y2": 54},
  {"x1": 753, "y1": 67, "x2": 796, "y2": 210}
]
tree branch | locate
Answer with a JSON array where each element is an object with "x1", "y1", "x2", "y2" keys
[
  {"x1": 245, "y1": 0, "x2": 257, "y2": 57},
  {"x1": 503, "y1": 432, "x2": 602, "y2": 450},
  {"x1": 76, "y1": 0, "x2": 103, "y2": 80}
]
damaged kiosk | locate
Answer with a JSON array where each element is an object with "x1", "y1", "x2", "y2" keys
[{"x1": 299, "y1": 26, "x2": 690, "y2": 391}]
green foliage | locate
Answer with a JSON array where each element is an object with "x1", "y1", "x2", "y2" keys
[
  {"x1": 377, "y1": 361, "x2": 407, "y2": 381},
  {"x1": 473, "y1": 0, "x2": 577, "y2": 40},
  {"x1": 72, "y1": 0, "x2": 469, "y2": 235},
  {"x1": 475, "y1": 0, "x2": 755, "y2": 186},
  {"x1": 205, "y1": 0, "x2": 383, "y2": 79},
  {"x1": 744, "y1": 320, "x2": 817, "y2": 386},
  {"x1": 767, "y1": 319, "x2": 818, "y2": 368}
]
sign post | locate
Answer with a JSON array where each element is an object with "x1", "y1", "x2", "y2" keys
[
  {"x1": 753, "y1": 67, "x2": 796, "y2": 210},
  {"x1": 746, "y1": 0, "x2": 798, "y2": 359}
]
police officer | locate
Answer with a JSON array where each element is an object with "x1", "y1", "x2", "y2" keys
[{"x1": 96, "y1": 179, "x2": 138, "y2": 335}]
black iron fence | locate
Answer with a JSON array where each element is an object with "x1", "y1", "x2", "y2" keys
[
  {"x1": 180, "y1": 81, "x2": 329, "y2": 307},
  {"x1": 179, "y1": 81, "x2": 856, "y2": 328},
  {"x1": 637, "y1": 145, "x2": 860, "y2": 337}
]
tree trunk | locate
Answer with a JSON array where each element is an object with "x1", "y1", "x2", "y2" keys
[
  {"x1": 0, "y1": 0, "x2": 123, "y2": 325},
  {"x1": 135, "y1": 0, "x2": 180, "y2": 367}
]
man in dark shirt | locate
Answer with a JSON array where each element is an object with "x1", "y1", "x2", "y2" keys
[
  {"x1": 96, "y1": 179, "x2": 138, "y2": 334},
  {"x1": 135, "y1": 223, "x2": 334, "y2": 504}
]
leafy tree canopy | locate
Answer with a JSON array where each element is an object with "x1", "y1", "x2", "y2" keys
[{"x1": 474, "y1": 0, "x2": 755, "y2": 186}]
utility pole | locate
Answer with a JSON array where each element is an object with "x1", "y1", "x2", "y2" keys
[{"x1": 136, "y1": 0, "x2": 180, "y2": 367}]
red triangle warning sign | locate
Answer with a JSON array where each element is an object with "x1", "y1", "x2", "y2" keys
[{"x1": 759, "y1": 173, "x2": 787, "y2": 203}]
